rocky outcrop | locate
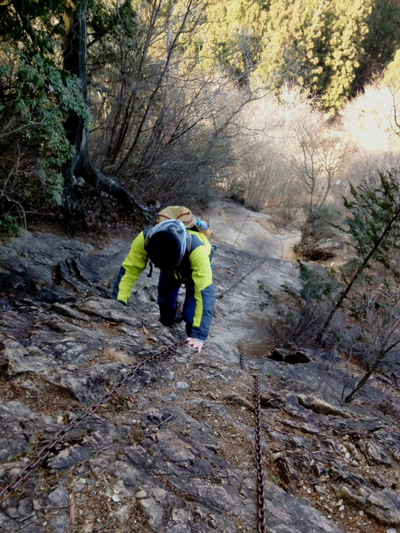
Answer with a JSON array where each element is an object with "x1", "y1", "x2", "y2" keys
[{"x1": 0, "y1": 224, "x2": 399, "y2": 533}]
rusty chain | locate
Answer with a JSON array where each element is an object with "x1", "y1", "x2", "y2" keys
[
  {"x1": 1, "y1": 342, "x2": 270, "y2": 533},
  {"x1": 254, "y1": 374, "x2": 267, "y2": 533},
  {"x1": 217, "y1": 259, "x2": 267, "y2": 300},
  {"x1": 0, "y1": 340, "x2": 185, "y2": 504}
]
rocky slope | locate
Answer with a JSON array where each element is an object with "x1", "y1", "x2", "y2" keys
[{"x1": 0, "y1": 201, "x2": 399, "y2": 533}]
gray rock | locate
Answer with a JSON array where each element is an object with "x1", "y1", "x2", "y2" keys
[
  {"x1": 47, "y1": 443, "x2": 94, "y2": 471},
  {"x1": 79, "y1": 297, "x2": 143, "y2": 327},
  {"x1": 359, "y1": 439, "x2": 393, "y2": 466},
  {"x1": 43, "y1": 483, "x2": 70, "y2": 508},
  {"x1": 374, "y1": 429, "x2": 400, "y2": 461},
  {"x1": 175, "y1": 380, "x2": 190, "y2": 390},
  {"x1": 0, "y1": 218, "x2": 399, "y2": 533},
  {"x1": 336, "y1": 485, "x2": 400, "y2": 525}
]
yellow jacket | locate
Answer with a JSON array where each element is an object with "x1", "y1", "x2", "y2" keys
[{"x1": 113, "y1": 230, "x2": 215, "y2": 341}]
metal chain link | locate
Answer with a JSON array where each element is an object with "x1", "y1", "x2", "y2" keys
[
  {"x1": 254, "y1": 375, "x2": 267, "y2": 533},
  {"x1": 217, "y1": 259, "x2": 267, "y2": 300},
  {"x1": 0, "y1": 340, "x2": 185, "y2": 504},
  {"x1": 2, "y1": 343, "x2": 271, "y2": 533}
]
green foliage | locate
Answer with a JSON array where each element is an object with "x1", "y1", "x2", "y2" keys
[
  {"x1": 364, "y1": 0, "x2": 400, "y2": 79},
  {"x1": 0, "y1": 0, "x2": 65, "y2": 55},
  {"x1": 39, "y1": 170, "x2": 64, "y2": 206},
  {"x1": 0, "y1": 49, "x2": 90, "y2": 225},
  {"x1": 194, "y1": 0, "x2": 268, "y2": 80},
  {"x1": 14, "y1": 54, "x2": 90, "y2": 165},
  {"x1": 253, "y1": 0, "x2": 392, "y2": 109},
  {"x1": 297, "y1": 261, "x2": 334, "y2": 301},
  {"x1": 0, "y1": 162, "x2": 63, "y2": 234},
  {"x1": 261, "y1": 261, "x2": 338, "y2": 344},
  {"x1": 341, "y1": 171, "x2": 400, "y2": 275},
  {"x1": 0, "y1": 214, "x2": 20, "y2": 236},
  {"x1": 255, "y1": 0, "x2": 331, "y2": 93},
  {"x1": 321, "y1": 0, "x2": 373, "y2": 109},
  {"x1": 384, "y1": 49, "x2": 400, "y2": 89},
  {"x1": 29, "y1": 165, "x2": 64, "y2": 208},
  {"x1": 316, "y1": 170, "x2": 400, "y2": 341},
  {"x1": 194, "y1": 0, "x2": 400, "y2": 109}
]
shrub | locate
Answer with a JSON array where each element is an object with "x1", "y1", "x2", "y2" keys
[
  {"x1": 0, "y1": 214, "x2": 20, "y2": 236},
  {"x1": 260, "y1": 261, "x2": 338, "y2": 345}
]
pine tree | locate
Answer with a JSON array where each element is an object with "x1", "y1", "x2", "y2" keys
[
  {"x1": 254, "y1": 0, "x2": 375, "y2": 109},
  {"x1": 322, "y1": 0, "x2": 373, "y2": 108},
  {"x1": 319, "y1": 171, "x2": 400, "y2": 338},
  {"x1": 194, "y1": 0, "x2": 267, "y2": 82}
]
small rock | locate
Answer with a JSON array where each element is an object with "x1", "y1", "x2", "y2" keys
[
  {"x1": 175, "y1": 381, "x2": 190, "y2": 390},
  {"x1": 115, "y1": 504, "x2": 129, "y2": 521}
]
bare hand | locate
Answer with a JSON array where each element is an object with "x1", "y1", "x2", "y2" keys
[{"x1": 186, "y1": 337, "x2": 204, "y2": 353}]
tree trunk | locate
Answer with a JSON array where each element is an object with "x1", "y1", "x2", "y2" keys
[
  {"x1": 62, "y1": 0, "x2": 148, "y2": 218},
  {"x1": 344, "y1": 338, "x2": 400, "y2": 403},
  {"x1": 317, "y1": 204, "x2": 400, "y2": 344}
]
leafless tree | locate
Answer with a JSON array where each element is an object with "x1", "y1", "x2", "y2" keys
[
  {"x1": 86, "y1": 0, "x2": 264, "y2": 206},
  {"x1": 237, "y1": 141, "x2": 293, "y2": 212},
  {"x1": 341, "y1": 277, "x2": 400, "y2": 403},
  {"x1": 288, "y1": 116, "x2": 351, "y2": 254}
]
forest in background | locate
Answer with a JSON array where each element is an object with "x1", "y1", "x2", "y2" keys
[{"x1": 1, "y1": 0, "x2": 400, "y2": 234}]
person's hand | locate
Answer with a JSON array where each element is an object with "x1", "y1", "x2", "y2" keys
[{"x1": 186, "y1": 337, "x2": 204, "y2": 353}]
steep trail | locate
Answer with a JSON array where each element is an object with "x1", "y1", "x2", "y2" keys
[
  {"x1": 0, "y1": 202, "x2": 399, "y2": 533},
  {"x1": 207, "y1": 200, "x2": 300, "y2": 261}
]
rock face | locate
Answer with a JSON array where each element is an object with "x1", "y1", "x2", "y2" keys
[
  {"x1": 206, "y1": 200, "x2": 300, "y2": 261},
  {"x1": 0, "y1": 204, "x2": 399, "y2": 533}
]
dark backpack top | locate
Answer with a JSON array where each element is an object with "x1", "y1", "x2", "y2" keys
[{"x1": 144, "y1": 219, "x2": 192, "y2": 272}]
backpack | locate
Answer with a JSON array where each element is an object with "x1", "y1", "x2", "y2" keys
[
  {"x1": 156, "y1": 205, "x2": 211, "y2": 238},
  {"x1": 156, "y1": 206, "x2": 196, "y2": 228}
]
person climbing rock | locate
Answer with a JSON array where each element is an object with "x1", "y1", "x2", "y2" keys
[{"x1": 112, "y1": 206, "x2": 215, "y2": 353}]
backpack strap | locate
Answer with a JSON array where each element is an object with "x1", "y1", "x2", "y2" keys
[
  {"x1": 186, "y1": 231, "x2": 192, "y2": 254},
  {"x1": 143, "y1": 226, "x2": 151, "y2": 246},
  {"x1": 143, "y1": 227, "x2": 154, "y2": 277}
]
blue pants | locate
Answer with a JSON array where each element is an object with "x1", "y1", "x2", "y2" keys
[{"x1": 157, "y1": 270, "x2": 196, "y2": 336}]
